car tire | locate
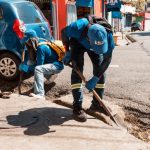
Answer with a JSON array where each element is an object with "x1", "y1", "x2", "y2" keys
[{"x1": 0, "y1": 52, "x2": 20, "y2": 80}]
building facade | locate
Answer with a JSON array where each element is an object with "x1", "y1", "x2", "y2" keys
[{"x1": 29, "y1": 0, "x2": 103, "y2": 40}]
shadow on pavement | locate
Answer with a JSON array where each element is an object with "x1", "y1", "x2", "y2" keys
[
  {"x1": 0, "y1": 73, "x2": 33, "y2": 92},
  {"x1": 0, "y1": 79, "x2": 19, "y2": 92},
  {"x1": 6, "y1": 107, "x2": 73, "y2": 136}
]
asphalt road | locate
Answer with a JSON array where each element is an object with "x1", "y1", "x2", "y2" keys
[
  {"x1": 55, "y1": 33, "x2": 150, "y2": 106},
  {"x1": 103, "y1": 32, "x2": 150, "y2": 133}
]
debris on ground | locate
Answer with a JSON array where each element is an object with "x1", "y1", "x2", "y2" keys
[
  {"x1": 125, "y1": 114, "x2": 150, "y2": 142},
  {"x1": 0, "y1": 90, "x2": 12, "y2": 99}
]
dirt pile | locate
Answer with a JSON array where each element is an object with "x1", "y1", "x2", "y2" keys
[{"x1": 125, "y1": 113, "x2": 150, "y2": 142}]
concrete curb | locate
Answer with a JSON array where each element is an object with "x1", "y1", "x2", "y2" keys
[{"x1": 126, "y1": 34, "x2": 137, "y2": 43}]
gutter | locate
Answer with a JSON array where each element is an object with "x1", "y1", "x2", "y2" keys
[{"x1": 126, "y1": 34, "x2": 137, "y2": 43}]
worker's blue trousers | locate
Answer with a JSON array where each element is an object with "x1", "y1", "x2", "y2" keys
[
  {"x1": 34, "y1": 63, "x2": 63, "y2": 96},
  {"x1": 70, "y1": 38, "x2": 112, "y2": 108}
]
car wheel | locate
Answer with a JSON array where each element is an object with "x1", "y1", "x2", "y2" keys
[{"x1": 0, "y1": 52, "x2": 20, "y2": 80}]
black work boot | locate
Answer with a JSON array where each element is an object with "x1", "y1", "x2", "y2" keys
[
  {"x1": 88, "y1": 103, "x2": 109, "y2": 115},
  {"x1": 73, "y1": 106, "x2": 87, "y2": 122}
]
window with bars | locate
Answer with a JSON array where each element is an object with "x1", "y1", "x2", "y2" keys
[{"x1": 147, "y1": 2, "x2": 150, "y2": 8}]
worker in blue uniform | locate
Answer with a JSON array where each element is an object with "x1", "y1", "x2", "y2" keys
[
  {"x1": 61, "y1": 18, "x2": 115, "y2": 122},
  {"x1": 19, "y1": 30, "x2": 64, "y2": 100}
]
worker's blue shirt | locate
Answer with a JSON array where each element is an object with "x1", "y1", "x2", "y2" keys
[
  {"x1": 19, "y1": 39, "x2": 64, "y2": 73},
  {"x1": 106, "y1": 32, "x2": 115, "y2": 55},
  {"x1": 36, "y1": 41, "x2": 64, "y2": 70},
  {"x1": 65, "y1": 18, "x2": 91, "y2": 50},
  {"x1": 63, "y1": 18, "x2": 115, "y2": 55}
]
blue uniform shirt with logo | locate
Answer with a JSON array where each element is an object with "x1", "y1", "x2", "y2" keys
[
  {"x1": 36, "y1": 39, "x2": 64, "y2": 70},
  {"x1": 64, "y1": 18, "x2": 92, "y2": 50},
  {"x1": 63, "y1": 18, "x2": 114, "y2": 55}
]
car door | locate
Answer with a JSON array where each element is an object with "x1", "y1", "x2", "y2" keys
[
  {"x1": 13, "y1": 1, "x2": 53, "y2": 41},
  {"x1": 0, "y1": 6, "x2": 5, "y2": 48},
  {"x1": 0, "y1": 6, "x2": 4, "y2": 35}
]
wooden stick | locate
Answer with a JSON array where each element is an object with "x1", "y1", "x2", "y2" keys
[
  {"x1": 18, "y1": 49, "x2": 25, "y2": 94},
  {"x1": 68, "y1": 63, "x2": 118, "y2": 126}
]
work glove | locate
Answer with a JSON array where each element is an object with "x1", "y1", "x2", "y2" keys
[
  {"x1": 19, "y1": 63, "x2": 35, "y2": 73},
  {"x1": 62, "y1": 51, "x2": 71, "y2": 65},
  {"x1": 19, "y1": 63, "x2": 29, "y2": 73},
  {"x1": 85, "y1": 76, "x2": 99, "y2": 91}
]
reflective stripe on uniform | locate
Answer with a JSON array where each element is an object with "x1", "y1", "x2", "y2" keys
[
  {"x1": 95, "y1": 84, "x2": 105, "y2": 89},
  {"x1": 71, "y1": 83, "x2": 82, "y2": 90}
]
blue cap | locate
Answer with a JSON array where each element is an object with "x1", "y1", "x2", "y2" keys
[
  {"x1": 76, "y1": 18, "x2": 89, "y2": 29},
  {"x1": 69, "y1": 18, "x2": 89, "y2": 33},
  {"x1": 88, "y1": 24, "x2": 108, "y2": 54},
  {"x1": 21, "y1": 30, "x2": 37, "y2": 45}
]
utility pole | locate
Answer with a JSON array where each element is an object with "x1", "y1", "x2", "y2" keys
[
  {"x1": 145, "y1": 0, "x2": 147, "y2": 12},
  {"x1": 102, "y1": 0, "x2": 105, "y2": 18}
]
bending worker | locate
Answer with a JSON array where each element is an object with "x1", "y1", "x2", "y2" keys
[
  {"x1": 61, "y1": 18, "x2": 115, "y2": 122},
  {"x1": 19, "y1": 30, "x2": 64, "y2": 100}
]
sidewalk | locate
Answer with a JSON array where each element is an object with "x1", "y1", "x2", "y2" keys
[
  {"x1": 114, "y1": 32, "x2": 131, "y2": 46},
  {"x1": 0, "y1": 94, "x2": 149, "y2": 150}
]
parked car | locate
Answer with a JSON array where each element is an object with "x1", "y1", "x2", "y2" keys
[
  {"x1": 131, "y1": 22, "x2": 143, "y2": 32},
  {"x1": 0, "y1": 0, "x2": 53, "y2": 80}
]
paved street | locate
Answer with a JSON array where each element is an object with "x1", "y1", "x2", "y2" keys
[
  {"x1": 0, "y1": 94, "x2": 149, "y2": 150},
  {"x1": 0, "y1": 0, "x2": 150, "y2": 149},
  {"x1": 0, "y1": 31, "x2": 150, "y2": 150}
]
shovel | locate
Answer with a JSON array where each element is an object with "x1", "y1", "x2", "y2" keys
[
  {"x1": 68, "y1": 63, "x2": 118, "y2": 126},
  {"x1": 18, "y1": 49, "x2": 25, "y2": 94}
]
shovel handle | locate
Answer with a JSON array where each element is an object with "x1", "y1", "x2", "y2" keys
[
  {"x1": 68, "y1": 64, "x2": 86, "y2": 82},
  {"x1": 69, "y1": 64, "x2": 108, "y2": 110},
  {"x1": 21, "y1": 49, "x2": 25, "y2": 63},
  {"x1": 68, "y1": 63, "x2": 118, "y2": 126},
  {"x1": 18, "y1": 49, "x2": 25, "y2": 94}
]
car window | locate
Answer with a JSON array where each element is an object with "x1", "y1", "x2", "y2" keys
[
  {"x1": 0, "y1": 7, "x2": 3, "y2": 20},
  {"x1": 13, "y1": 2, "x2": 45, "y2": 24}
]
